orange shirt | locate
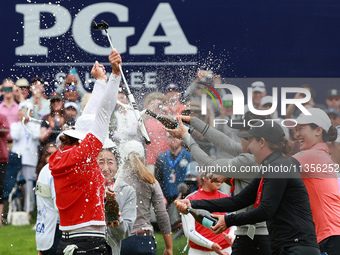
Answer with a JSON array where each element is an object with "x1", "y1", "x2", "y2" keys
[{"x1": 293, "y1": 143, "x2": 340, "y2": 243}]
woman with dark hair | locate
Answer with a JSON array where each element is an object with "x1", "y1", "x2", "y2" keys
[
  {"x1": 40, "y1": 93, "x2": 75, "y2": 147},
  {"x1": 97, "y1": 146, "x2": 136, "y2": 255},
  {"x1": 289, "y1": 108, "x2": 340, "y2": 255},
  {"x1": 36, "y1": 142, "x2": 57, "y2": 177},
  {"x1": 49, "y1": 49, "x2": 121, "y2": 255}
]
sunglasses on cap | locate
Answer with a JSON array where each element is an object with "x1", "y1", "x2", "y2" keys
[
  {"x1": 65, "y1": 86, "x2": 76, "y2": 91},
  {"x1": 223, "y1": 100, "x2": 233, "y2": 107}
]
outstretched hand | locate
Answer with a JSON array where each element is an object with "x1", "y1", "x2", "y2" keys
[
  {"x1": 174, "y1": 199, "x2": 191, "y2": 214},
  {"x1": 91, "y1": 61, "x2": 107, "y2": 82},
  {"x1": 211, "y1": 243, "x2": 229, "y2": 255},
  {"x1": 108, "y1": 49, "x2": 122, "y2": 76},
  {"x1": 164, "y1": 118, "x2": 188, "y2": 139}
]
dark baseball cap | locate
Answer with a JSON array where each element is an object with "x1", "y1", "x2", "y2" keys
[
  {"x1": 327, "y1": 89, "x2": 340, "y2": 98},
  {"x1": 237, "y1": 120, "x2": 285, "y2": 143}
]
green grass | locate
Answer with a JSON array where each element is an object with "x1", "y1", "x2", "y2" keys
[{"x1": 0, "y1": 224, "x2": 188, "y2": 255}]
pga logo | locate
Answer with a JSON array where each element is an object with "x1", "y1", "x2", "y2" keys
[{"x1": 16, "y1": 2, "x2": 197, "y2": 56}]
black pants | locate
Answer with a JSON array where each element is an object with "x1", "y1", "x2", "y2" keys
[
  {"x1": 121, "y1": 235, "x2": 156, "y2": 255},
  {"x1": 278, "y1": 245, "x2": 320, "y2": 255},
  {"x1": 56, "y1": 236, "x2": 111, "y2": 255},
  {"x1": 232, "y1": 235, "x2": 272, "y2": 255},
  {"x1": 0, "y1": 162, "x2": 7, "y2": 204},
  {"x1": 319, "y1": 235, "x2": 340, "y2": 255}
]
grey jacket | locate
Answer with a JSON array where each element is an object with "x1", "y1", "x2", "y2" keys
[
  {"x1": 106, "y1": 181, "x2": 137, "y2": 255},
  {"x1": 182, "y1": 117, "x2": 268, "y2": 236},
  {"x1": 124, "y1": 172, "x2": 172, "y2": 235}
]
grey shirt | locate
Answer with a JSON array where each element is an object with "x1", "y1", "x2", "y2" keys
[
  {"x1": 183, "y1": 117, "x2": 268, "y2": 236},
  {"x1": 106, "y1": 181, "x2": 137, "y2": 255},
  {"x1": 123, "y1": 171, "x2": 172, "y2": 235}
]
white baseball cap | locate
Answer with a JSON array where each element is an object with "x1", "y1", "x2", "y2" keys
[
  {"x1": 63, "y1": 114, "x2": 114, "y2": 147},
  {"x1": 65, "y1": 102, "x2": 79, "y2": 113},
  {"x1": 251, "y1": 81, "x2": 266, "y2": 93},
  {"x1": 120, "y1": 140, "x2": 145, "y2": 161},
  {"x1": 260, "y1": 95, "x2": 273, "y2": 106},
  {"x1": 295, "y1": 108, "x2": 332, "y2": 132}
]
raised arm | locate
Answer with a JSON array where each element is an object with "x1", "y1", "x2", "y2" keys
[{"x1": 90, "y1": 50, "x2": 121, "y2": 144}]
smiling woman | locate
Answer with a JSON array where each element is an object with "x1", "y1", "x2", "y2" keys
[{"x1": 290, "y1": 108, "x2": 340, "y2": 255}]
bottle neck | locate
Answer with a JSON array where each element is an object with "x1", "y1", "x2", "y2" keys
[{"x1": 186, "y1": 207, "x2": 192, "y2": 212}]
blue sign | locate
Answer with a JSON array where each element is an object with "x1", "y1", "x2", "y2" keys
[{"x1": 1, "y1": 1, "x2": 340, "y2": 103}]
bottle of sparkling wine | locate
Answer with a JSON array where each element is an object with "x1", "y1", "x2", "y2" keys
[
  {"x1": 105, "y1": 192, "x2": 120, "y2": 225},
  {"x1": 145, "y1": 109, "x2": 179, "y2": 129},
  {"x1": 145, "y1": 109, "x2": 193, "y2": 133},
  {"x1": 186, "y1": 207, "x2": 218, "y2": 229}
]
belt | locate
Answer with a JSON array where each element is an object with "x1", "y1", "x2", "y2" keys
[
  {"x1": 62, "y1": 231, "x2": 105, "y2": 239},
  {"x1": 135, "y1": 230, "x2": 153, "y2": 237}
]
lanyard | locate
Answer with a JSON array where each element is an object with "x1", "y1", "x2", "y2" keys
[
  {"x1": 22, "y1": 123, "x2": 31, "y2": 144},
  {"x1": 166, "y1": 149, "x2": 184, "y2": 168},
  {"x1": 254, "y1": 178, "x2": 264, "y2": 208}
]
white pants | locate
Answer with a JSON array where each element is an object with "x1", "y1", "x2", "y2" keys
[
  {"x1": 188, "y1": 246, "x2": 232, "y2": 255},
  {"x1": 18, "y1": 165, "x2": 36, "y2": 212}
]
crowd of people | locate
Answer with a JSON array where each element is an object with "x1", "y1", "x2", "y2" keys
[{"x1": 0, "y1": 48, "x2": 340, "y2": 255}]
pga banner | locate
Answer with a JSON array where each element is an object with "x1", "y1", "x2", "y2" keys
[{"x1": 1, "y1": 0, "x2": 340, "y2": 106}]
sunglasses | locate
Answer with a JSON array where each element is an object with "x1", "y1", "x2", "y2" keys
[
  {"x1": 1, "y1": 87, "x2": 13, "y2": 92},
  {"x1": 65, "y1": 86, "x2": 76, "y2": 91}
]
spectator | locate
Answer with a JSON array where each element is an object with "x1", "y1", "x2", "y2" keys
[
  {"x1": 35, "y1": 142, "x2": 61, "y2": 255},
  {"x1": 109, "y1": 85, "x2": 141, "y2": 147},
  {"x1": 55, "y1": 70, "x2": 87, "y2": 103},
  {"x1": 28, "y1": 77, "x2": 50, "y2": 120},
  {"x1": 325, "y1": 108, "x2": 340, "y2": 127},
  {"x1": 64, "y1": 102, "x2": 79, "y2": 120},
  {"x1": 244, "y1": 81, "x2": 267, "y2": 112},
  {"x1": 119, "y1": 140, "x2": 173, "y2": 255},
  {"x1": 49, "y1": 51, "x2": 121, "y2": 254},
  {"x1": 326, "y1": 125, "x2": 340, "y2": 192},
  {"x1": 181, "y1": 173, "x2": 235, "y2": 255},
  {"x1": 40, "y1": 93, "x2": 75, "y2": 147},
  {"x1": 10, "y1": 101, "x2": 40, "y2": 213},
  {"x1": 325, "y1": 89, "x2": 340, "y2": 112},
  {"x1": 0, "y1": 78, "x2": 19, "y2": 145},
  {"x1": 155, "y1": 134, "x2": 191, "y2": 207},
  {"x1": 143, "y1": 92, "x2": 169, "y2": 175},
  {"x1": 14, "y1": 78, "x2": 30, "y2": 104},
  {"x1": 0, "y1": 113, "x2": 9, "y2": 226},
  {"x1": 164, "y1": 83, "x2": 185, "y2": 116},
  {"x1": 327, "y1": 125, "x2": 340, "y2": 166},
  {"x1": 286, "y1": 84, "x2": 326, "y2": 119},
  {"x1": 63, "y1": 85, "x2": 81, "y2": 110},
  {"x1": 97, "y1": 146, "x2": 137, "y2": 255}
]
